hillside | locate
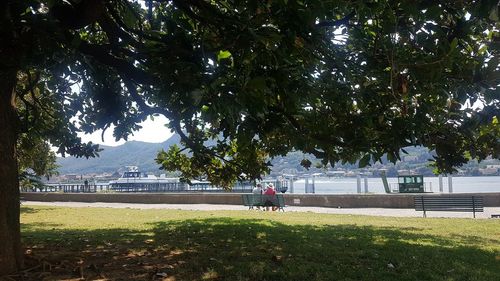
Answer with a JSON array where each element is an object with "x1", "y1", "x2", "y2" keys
[
  {"x1": 57, "y1": 134, "x2": 181, "y2": 174},
  {"x1": 57, "y1": 136, "x2": 431, "y2": 175},
  {"x1": 57, "y1": 137, "x2": 500, "y2": 176}
]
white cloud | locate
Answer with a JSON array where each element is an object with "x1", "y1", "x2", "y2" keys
[{"x1": 79, "y1": 115, "x2": 173, "y2": 146}]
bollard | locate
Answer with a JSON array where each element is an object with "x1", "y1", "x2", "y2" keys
[{"x1": 305, "y1": 177, "x2": 315, "y2": 193}]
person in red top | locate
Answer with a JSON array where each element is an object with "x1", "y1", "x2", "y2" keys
[
  {"x1": 264, "y1": 183, "x2": 277, "y2": 211},
  {"x1": 264, "y1": 184, "x2": 276, "y2": 195}
]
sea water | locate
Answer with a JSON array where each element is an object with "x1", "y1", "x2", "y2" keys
[{"x1": 290, "y1": 176, "x2": 500, "y2": 194}]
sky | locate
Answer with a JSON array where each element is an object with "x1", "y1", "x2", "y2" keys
[{"x1": 78, "y1": 115, "x2": 173, "y2": 146}]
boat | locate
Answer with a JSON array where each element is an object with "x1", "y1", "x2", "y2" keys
[
  {"x1": 109, "y1": 166, "x2": 185, "y2": 192},
  {"x1": 108, "y1": 166, "x2": 283, "y2": 193}
]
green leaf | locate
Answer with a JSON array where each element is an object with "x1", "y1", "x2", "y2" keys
[
  {"x1": 217, "y1": 50, "x2": 232, "y2": 62},
  {"x1": 191, "y1": 89, "x2": 203, "y2": 105},
  {"x1": 478, "y1": 44, "x2": 488, "y2": 55},
  {"x1": 387, "y1": 152, "x2": 396, "y2": 163},
  {"x1": 449, "y1": 38, "x2": 458, "y2": 51},
  {"x1": 358, "y1": 154, "x2": 371, "y2": 168},
  {"x1": 489, "y1": 5, "x2": 499, "y2": 21}
]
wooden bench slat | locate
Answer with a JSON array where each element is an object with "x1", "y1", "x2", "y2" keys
[
  {"x1": 416, "y1": 200, "x2": 483, "y2": 201},
  {"x1": 414, "y1": 201, "x2": 478, "y2": 203},
  {"x1": 415, "y1": 207, "x2": 484, "y2": 210},
  {"x1": 415, "y1": 199, "x2": 483, "y2": 201},
  {"x1": 414, "y1": 196, "x2": 483, "y2": 218},
  {"x1": 415, "y1": 205, "x2": 481, "y2": 208}
]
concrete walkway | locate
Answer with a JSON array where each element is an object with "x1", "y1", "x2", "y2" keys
[{"x1": 23, "y1": 201, "x2": 500, "y2": 219}]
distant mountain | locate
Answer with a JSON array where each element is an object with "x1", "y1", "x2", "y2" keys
[
  {"x1": 58, "y1": 137, "x2": 431, "y2": 175},
  {"x1": 58, "y1": 137, "x2": 500, "y2": 176},
  {"x1": 57, "y1": 134, "x2": 181, "y2": 174}
]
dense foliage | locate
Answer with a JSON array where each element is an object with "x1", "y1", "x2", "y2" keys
[
  {"x1": 17, "y1": 134, "x2": 59, "y2": 191},
  {"x1": 15, "y1": 72, "x2": 60, "y2": 190},
  {"x1": 5, "y1": 0, "x2": 500, "y2": 188}
]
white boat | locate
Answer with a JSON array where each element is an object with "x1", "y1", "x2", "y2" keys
[
  {"x1": 108, "y1": 166, "x2": 282, "y2": 193},
  {"x1": 109, "y1": 166, "x2": 183, "y2": 192}
]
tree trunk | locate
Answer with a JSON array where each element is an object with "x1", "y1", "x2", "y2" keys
[
  {"x1": 0, "y1": 67, "x2": 22, "y2": 276},
  {"x1": 0, "y1": 1, "x2": 22, "y2": 274}
]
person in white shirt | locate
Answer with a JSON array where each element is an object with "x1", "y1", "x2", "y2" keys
[
  {"x1": 251, "y1": 183, "x2": 263, "y2": 210},
  {"x1": 252, "y1": 183, "x2": 263, "y2": 194}
]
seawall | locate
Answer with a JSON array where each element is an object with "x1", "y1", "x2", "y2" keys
[{"x1": 21, "y1": 192, "x2": 500, "y2": 208}]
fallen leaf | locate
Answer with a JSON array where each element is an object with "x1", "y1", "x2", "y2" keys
[{"x1": 272, "y1": 255, "x2": 283, "y2": 264}]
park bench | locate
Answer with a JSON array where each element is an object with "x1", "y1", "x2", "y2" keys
[
  {"x1": 414, "y1": 196, "x2": 483, "y2": 218},
  {"x1": 242, "y1": 194, "x2": 285, "y2": 211}
]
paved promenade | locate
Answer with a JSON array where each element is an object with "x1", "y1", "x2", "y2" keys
[{"x1": 23, "y1": 201, "x2": 500, "y2": 219}]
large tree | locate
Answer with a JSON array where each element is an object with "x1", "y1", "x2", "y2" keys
[{"x1": 1, "y1": 0, "x2": 499, "y2": 275}]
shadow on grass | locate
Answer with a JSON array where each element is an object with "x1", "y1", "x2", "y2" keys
[
  {"x1": 20, "y1": 206, "x2": 54, "y2": 214},
  {"x1": 20, "y1": 217, "x2": 499, "y2": 281}
]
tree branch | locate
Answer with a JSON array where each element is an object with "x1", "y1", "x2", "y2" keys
[
  {"x1": 315, "y1": 11, "x2": 355, "y2": 28},
  {"x1": 105, "y1": 1, "x2": 164, "y2": 43},
  {"x1": 78, "y1": 42, "x2": 156, "y2": 85},
  {"x1": 98, "y1": 11, "x2": 138, "y2": 47}
]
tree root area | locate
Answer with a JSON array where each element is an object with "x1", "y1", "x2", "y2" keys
[{"x1": 2, "y1": 246, "x2": 177, "y2": 281}]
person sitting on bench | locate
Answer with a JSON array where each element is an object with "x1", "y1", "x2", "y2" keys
[
  {"x1": 251, "y1": 183, "x2": 263, "y2": 210},
  {"x1": 252, "y1": 183, "x2": 263, "y2": 195},
  {"x1": 264, "y1": 183, "x2": 277, "y2": 211}
]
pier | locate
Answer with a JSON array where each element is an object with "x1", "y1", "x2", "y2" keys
[{"x1": 27, "y1": 179, "x2": 289, "y2": 194}]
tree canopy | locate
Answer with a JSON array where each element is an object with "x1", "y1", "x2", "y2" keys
[{"x1": 5, "y1": 0, "x2": 500, "y2": 187}]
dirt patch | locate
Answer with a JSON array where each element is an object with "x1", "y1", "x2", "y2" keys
[{"x1": 5, "y1": 245, "x2": 183, "y2": 281}]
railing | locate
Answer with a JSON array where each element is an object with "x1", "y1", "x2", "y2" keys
[
  {"x1": 109, "y1": 182, "x2": 186, "y2": 192},
  {"x1": 22, "y1": 183, "x2": 109, "y2": 193},
  {"x1": 23, "y1": 185, "x2": 61, "y2": 192},
  {"x1": 22, "y1": 180, "x2": 289, "y2": 194},
  {"x1": 187, "y1": 182, "x2": 255, "y2": 193},
  {"x1": 61, "y1": 184, "x2": 109, "y2": 193}
]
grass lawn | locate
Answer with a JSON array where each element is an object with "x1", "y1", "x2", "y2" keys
[{"x1": 19, "y1": 205, "x2": 500, "y2": 281}]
